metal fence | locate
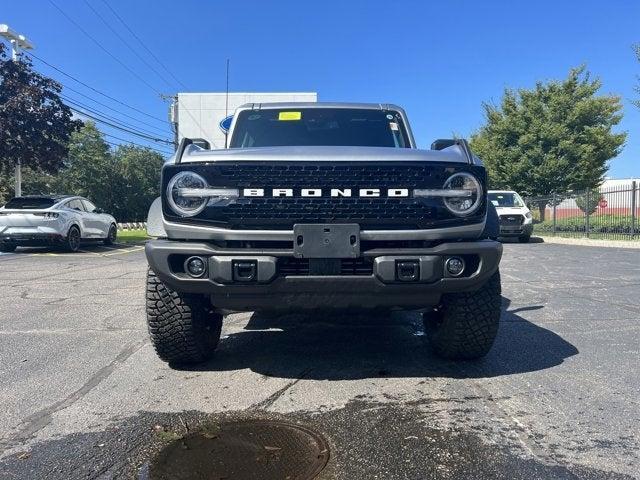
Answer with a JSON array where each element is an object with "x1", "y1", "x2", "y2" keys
[{"x1": 526, "y1": 181, "x2": 639, "y2": 240}]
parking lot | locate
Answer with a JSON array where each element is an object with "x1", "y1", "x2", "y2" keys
[{"x1": 0, "y1": 241, "x2": 638, "y2": 479}]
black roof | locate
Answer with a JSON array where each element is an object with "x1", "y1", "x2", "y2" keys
[{"x1": 11, "y1": 194, "x2": 73, "y2": 201}]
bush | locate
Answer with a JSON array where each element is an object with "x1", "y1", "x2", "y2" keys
[
  {"x1": 534, "y1": 214, "x2": 635, "y2": 234},
  {"x1": 575, "y1": 188, "x2": 603, "y2": 215}
]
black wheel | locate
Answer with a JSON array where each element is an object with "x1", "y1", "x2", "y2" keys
[
  {"x1": 65, "y1": 226, "x2": 81, "y2": 252},
  {"x1": 104, "y1": 224, "x2": 117, "y2": 245},
  {"x1": 0, "y1": 243, "x2": 17, "y2": 253},
  {"x1": 518, "y1": 234, "x2": 531, "y2": 243},
  {"x1": 146, "y1": 269, "x2": 222, "y2": 366},
  {"x1": 424, "y1": 271, "x2": 501, "y2": 360}
]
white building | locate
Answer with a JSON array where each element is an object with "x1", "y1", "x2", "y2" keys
[{"x1": 172, "y1": 92, "x2": 318, "y2": 149}]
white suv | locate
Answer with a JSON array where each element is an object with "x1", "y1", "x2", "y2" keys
[{"x1": 488, "y1": 190, "x2": 533, "y2": 243}]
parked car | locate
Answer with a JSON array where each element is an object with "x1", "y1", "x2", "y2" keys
[
  {"x1": 488, "y1": 190, "x2": 533, "y2": 242},
  {"x1": 145, "y1": 102, "x2": 503, "y2": 366},
  {"x1": 0, "y1": 195, "x2": 117, "y2": 252}
]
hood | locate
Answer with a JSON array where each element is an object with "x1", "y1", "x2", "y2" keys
[{"x1": 173, "y1": 144, "x2": 472, "y2": 164}]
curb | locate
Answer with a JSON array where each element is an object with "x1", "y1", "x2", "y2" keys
[{"x1": 535, "y1": 235, "x2": 640, "y2": 250}]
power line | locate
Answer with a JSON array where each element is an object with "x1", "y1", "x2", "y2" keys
[
  {"x1": 26, "y1": 51, "x2": 169, "y2": 125},
  {"x1": 104, "y1": 139, "x2": 170, "y2": 155},
  {"x1": 47, "y1": 0, "x2": 162, "y2": 95},
  {"x1": 82, "y1": 0, "x2": 175, "y2": 90},
  {"x1": 103, "y1": 134, "x2": 171, "y2": 155},
  {"x1": 68, "y1": 105, "x2": 174, "y2": 145},
  {"x1": 61, "y1": 83, "x2": 171, "y2": 132},
  {"x1": 62, "y1": 94, "x2": 170, "y2": 138},
  {"x1": 99, "y1": 0, "x2": 187, "y2": 90}
]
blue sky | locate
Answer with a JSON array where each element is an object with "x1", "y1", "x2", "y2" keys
[{"x1": 4, "y1": 0, "x2": 640, "y2": 177}]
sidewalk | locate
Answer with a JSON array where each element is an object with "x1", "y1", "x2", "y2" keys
[{"x1": 535, "y1": 235, "x2": 640, "y2": 250}]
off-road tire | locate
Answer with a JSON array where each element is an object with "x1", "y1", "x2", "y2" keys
[
  {"x1": 65, "y1": 226, "x2": 81, "y2": 252},
  {"x1": 424, "y1": 271, "x2": 501, "y2": 360},
  {"x1": 146, "y1": 269, "x2": 222, "y2": 365},
  {"x1": 518, "y1": 234, "x2": 531, "y2": 243},
  {"x1": 104, "y1": 224, "x2": 117, "y2": 245},
  {"x1": 0, "y1": 243, "x2": 17, "y2": 253}
]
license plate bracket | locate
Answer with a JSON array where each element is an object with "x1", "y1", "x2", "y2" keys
[{"x1": 293, "y1": 224, "x2": 360, "y2": 258}]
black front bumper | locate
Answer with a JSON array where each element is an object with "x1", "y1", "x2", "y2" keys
[
  {"x1": 146, "y1": 239, "x2": 502, "y2": 311},
  {"x1": 499, "y1": 223, "x2": 533, "y2": 237}
]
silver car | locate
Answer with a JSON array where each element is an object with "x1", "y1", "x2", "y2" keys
[{"x1": 0, "y1": 195, "x2": 117, "y2": 252}]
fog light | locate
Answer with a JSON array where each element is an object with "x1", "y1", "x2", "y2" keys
[
  {"x1": 445, "y1": 257, "x2": 465, "y2": 277},
  {"x1": 185, "y1": 256, "x2": 206, "y2": 278}
]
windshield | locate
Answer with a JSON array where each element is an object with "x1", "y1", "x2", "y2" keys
[
  {"x1": 488, "y1": 192, "x2": 525, "y2": 208},
  {"x1": 4, "y1": 197, "x2": 57, "y2": 209},
  {"x1": 229, "y1": 108, "x2": 411, "y2": 148}
]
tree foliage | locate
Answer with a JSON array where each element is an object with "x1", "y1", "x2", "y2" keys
[
  {"x1": 470, "y1": 66, "x2": 626, "y2": 200},
  {"x1": 0, "y1": 43, "x2": 80, "y2": 177},
  {"x1": 575, "y1": 188, "x2": 603, "y2": 215}
]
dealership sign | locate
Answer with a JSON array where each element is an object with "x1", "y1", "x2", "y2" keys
[{"x1": 219, "y1": 115, "x2": 233, "y2": 134}]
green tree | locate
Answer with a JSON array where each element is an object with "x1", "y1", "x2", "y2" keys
[
  {"x1": 112, "y1": 145, "x2": 164, "y2": 221},
  {"x1": 575, "y1": 188, "x2": 603, "y2": 215},
  {"x1": 0, "y1": 44, "x2": 80, "y2": 192},
  {"x1": 470, "y1": 66, "x2": 626, "y2": 220},
  {"x1": 58, "y1": 122, "x2": 119, "y2": 211}
]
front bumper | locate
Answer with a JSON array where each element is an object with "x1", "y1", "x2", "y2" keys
[
  {"x1": 146, "y1": 239, "x2": 502, "y2": 311},
  {"x1": 499, "y1": 223, "x2": 533, "y2": 237}
]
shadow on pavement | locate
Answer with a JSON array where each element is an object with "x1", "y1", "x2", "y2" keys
[
  {"x1": 190, "y1": 296, "x2": 578, "y2": 380},
  {"x1": 7, "y1": 242, "x2": 140, "y2": 255},
  {"x1": 499, "y1": 236, "x2": 545, "y2": 244}
]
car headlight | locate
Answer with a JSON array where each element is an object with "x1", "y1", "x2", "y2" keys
[
  {"x1": 167, "y1": 171, "x2": 240, "y2": 217},
  {"x1": 525, "y1": 211, "x2": 533, "y2": 219},
  {"x1": 440, "y1": 172, "x2": 482, "y2": 216},
  {"x1": 167, "y1": 171, "x2": 209, "y2": 217}
]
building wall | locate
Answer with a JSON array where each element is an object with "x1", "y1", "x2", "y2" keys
[{"x1": 175, "y1": 92, "x2": 317, "y2": 149}]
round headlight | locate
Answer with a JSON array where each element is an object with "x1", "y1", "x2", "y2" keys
[
  {"x1": 167, "y1": 171, "x2": 208, "y2": 217},
  {"x1": 442, "y1": 172, "x2": 482, "y2": 216}
]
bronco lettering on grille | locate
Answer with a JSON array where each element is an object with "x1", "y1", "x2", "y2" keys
[{"x1": 242, "y1": 188, "x2": 410, "y2": 198}]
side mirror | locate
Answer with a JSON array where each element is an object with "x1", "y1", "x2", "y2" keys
[{"x1": 94, "y1": 208, "x2": 105, "y2": 214}]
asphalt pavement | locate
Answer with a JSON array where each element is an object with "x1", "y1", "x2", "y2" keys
[{"x1": 0, "y1": 240, "x2": 638, "y2": 479}]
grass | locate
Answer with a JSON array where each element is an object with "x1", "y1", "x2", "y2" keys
[{"x1": 117, "y1": 228, "x2": 150, "y2": 244}]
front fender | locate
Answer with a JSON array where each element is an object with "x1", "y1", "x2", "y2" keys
[{"x1": 146, "y1": 197, "x2": 167, "y2": 238}]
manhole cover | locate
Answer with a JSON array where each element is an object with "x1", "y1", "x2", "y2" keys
[{"x1": 149, "y1": 419, "x2": 330, "y2": 480}]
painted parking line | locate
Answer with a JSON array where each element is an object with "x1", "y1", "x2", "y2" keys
[{"x1": 0, "y1": 245, "x2": 144, "y2": 258}]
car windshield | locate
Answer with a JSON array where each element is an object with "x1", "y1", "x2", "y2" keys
[
  {"x1": 488, "y1": 192, "x2": 525, "y2": 208},
  {"x1": 230, "y1": 108, "x2": 411, "y2": 148},
  {"x1": 4, "y1": 197, "x2": 57, "y2": 209}
]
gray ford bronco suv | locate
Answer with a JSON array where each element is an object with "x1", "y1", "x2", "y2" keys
[{"x1": 145, "y1": 103, "x2": 502, "y2": 365}]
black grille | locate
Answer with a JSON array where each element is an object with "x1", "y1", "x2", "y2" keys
[
  {"x1": 216, "y1": 164, "x2": 442, "y2": 188},
  {"x1": 278, "y1": 257, "x2": 373, "y2": 276},
  {"x1": 163, "y1": 162, "x2": 487, "y2": 230},
  {"x1": 340, "y1": 258, "x2": 374, "y2": 275},
  {"x1": 499, "y1": 214, "x2": 524, "y2": 226},
  {"x1": 279, "y1": 258, "x2": 310, "y2": 276}
]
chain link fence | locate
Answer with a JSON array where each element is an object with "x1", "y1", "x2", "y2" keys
[{"x1": 525, "y1": 181, "x2": 639, "y2": 240}]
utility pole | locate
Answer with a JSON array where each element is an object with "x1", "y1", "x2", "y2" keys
[
  {"x1": 161, "y1": 93, "x2": 179, "y2": 150},
  {"x1": 0, "y1": 24, "x2": 34, "y2": 197}
]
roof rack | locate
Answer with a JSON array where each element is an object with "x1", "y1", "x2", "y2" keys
[{"x1": 430, "y1": 139, "x2": 473, "y2": 164}]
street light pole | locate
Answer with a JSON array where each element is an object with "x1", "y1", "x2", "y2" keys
[{"x1": 0, "y1": 24, "x2": 35, "y2": 198}]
